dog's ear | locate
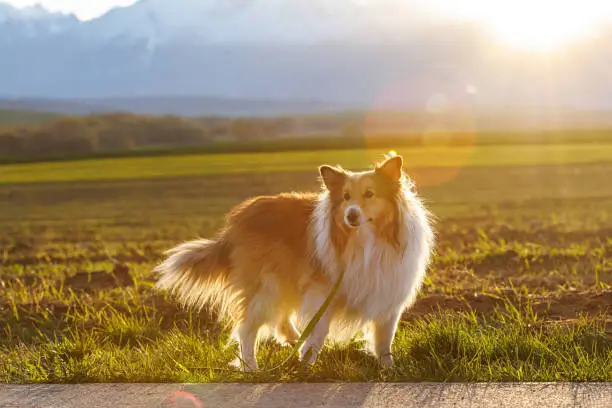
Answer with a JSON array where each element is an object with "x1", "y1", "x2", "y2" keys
[
  {"x1": 319, "y1": 165, "x2": 346, "y2": 190},
  {"x1": 376, "y1": 155, "x2": 404, "y2": 181}
]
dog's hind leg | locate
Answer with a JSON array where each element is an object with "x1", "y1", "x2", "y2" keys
[
  {"x1": 234, "y1": 315, "x2": 264, "y2": 372},
  {"x1": 233, "y1": 294, "x2": 269, "y2": 371},
  {"x1": 233, "y1": 280, "x2": 282, "y2": 372}
]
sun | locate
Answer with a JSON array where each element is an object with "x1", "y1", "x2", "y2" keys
[
  {"x1": 485, "y1": 1, "x2": 596, "y2": 51},
  {"x1": 433, "y1": 0, "x2": 607, "y2": 51}
]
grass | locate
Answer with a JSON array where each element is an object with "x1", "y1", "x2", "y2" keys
[
  {"x1": 3, "y1": 143, "x2": 612, "y2": 184},
  {"x1": 0, "y1": 139, "x2": 611, "y2": 383}
]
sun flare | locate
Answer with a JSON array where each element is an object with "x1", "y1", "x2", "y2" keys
[
  {"x1": 434, "y1": 0, "x2": 609, "y2": 51},
  {"x1": 485, "y1": 1, "x2": 596, "y2": 50}
]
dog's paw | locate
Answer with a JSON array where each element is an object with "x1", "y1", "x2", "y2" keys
[
  {"x1": 299, "y1": 343, "x2": 321, "y2": 366},
  {"x1": 230, "y1": 357, "x2": 258, "y2": 373},
  {"x1": 379, "y1": 353, "x2": 393, "y2": 369},
  {"x1": 278, "y1": 337, "x2": 298, "y2": 348}
]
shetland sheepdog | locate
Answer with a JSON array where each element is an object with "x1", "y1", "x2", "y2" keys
[{"x1": 155, "y1": 153, "x2": 434, "y2": 371}]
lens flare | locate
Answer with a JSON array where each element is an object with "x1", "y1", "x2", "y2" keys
[
  {"x1": 363, "y1": 79, "x2": 478, "y2": 188},
  {"x1": 166, "y1": 391, "x2": 204, "y2": 408}
]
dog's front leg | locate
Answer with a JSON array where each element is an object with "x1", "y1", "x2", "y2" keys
[
  {"x1": 300, "y1": 312, "x2": 332, "y2": 365},
  {"x1": 373, "y1": 310, "x2": 402, "y2": 368},
  {"x1": 298, "y1": 287, "x2": 333, "y2": 365}
]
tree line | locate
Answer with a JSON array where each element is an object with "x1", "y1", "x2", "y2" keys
[{"x1": 0, "y1": 113, "x2": 303, "y2": 159}]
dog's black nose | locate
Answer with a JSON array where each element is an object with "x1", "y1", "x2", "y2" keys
[{"x1": 346, "y1": 209, "x2": 359, "y2": 224}]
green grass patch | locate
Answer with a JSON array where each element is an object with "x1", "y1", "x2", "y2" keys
[
  {"x1": 2, "y1": 143, "x2": 612, "y2": 184},
  {"x1": 1, "y1": 302, "x2": 609, "y2": 383}
]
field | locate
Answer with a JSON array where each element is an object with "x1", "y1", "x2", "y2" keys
[{"x1": 0, "y1": 140, "x2": 611, "y2": 383}]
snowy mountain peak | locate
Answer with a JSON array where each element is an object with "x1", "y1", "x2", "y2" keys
[
  {"x1": 0, "y1": 2, "x2": 80, "y2": 39},
  {"x1": 1, "y1": 0, "x2": 433, "y2": 45},
  {"x1": 82, "y1": 0, "x2": 431, "y2": 46},
  {"x1": 84, "y1": 0, "x2": 371, "y2": 45},
  {"x1": 0, "y1": 2, "x2": 78, "y2": 22}
]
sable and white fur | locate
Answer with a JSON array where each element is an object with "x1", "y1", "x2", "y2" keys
[{"x1": 155, "y1": 154, "x2": 434, "y2": 370}]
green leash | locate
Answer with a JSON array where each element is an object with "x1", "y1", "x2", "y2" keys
[{"x1": 262, "y1": 268, "x2": 346, "y2": 372}]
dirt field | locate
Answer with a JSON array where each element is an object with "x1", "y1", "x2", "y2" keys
[{"x1": 0, "y1": 143, "x2": 610, "y2": 382}]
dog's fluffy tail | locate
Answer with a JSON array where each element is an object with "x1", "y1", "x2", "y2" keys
[{"x1": 155, "y1": 238, "x2": 239, "y2": 319}]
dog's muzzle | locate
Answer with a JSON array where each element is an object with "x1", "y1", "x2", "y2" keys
[{"x1": 345, "y1": 206, "x2": 362, "y2": 228}]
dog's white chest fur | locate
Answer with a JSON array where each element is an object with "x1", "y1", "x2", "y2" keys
[
  {"x1": 340, "y1": 228, "x2": 410, "y2": 319},
  {"x1": 312, "y1": 190, "x2": 433, "y2": 322}
]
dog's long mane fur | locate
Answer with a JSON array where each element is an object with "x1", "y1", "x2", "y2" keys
[{"x1": 309, "y1": 166, "x2": 434, "y2": 342}]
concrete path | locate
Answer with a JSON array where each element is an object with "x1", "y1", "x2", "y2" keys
[{"x1": 0, "y1": 383, "x2": 610, "y2": 408}]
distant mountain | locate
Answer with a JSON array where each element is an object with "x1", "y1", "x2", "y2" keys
[
  {"x1": 82, "y1": 0, "x2": 362, "y2": 45},
  {"x1": 1, "y1": 0, "x2": 612, "y2": 116},
  {"x1": 0, "y1": 95, "x2": 354, "y2": 117}
]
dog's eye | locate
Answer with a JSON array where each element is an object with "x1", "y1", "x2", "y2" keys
[
  {"x1": 343, "y1": 192, "x2": 351, "y2": 201},
  {"x1": 364, "y1": 190, "x2": 374, "y2": 199}
]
